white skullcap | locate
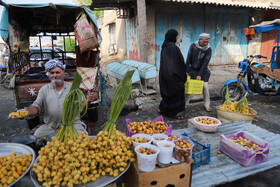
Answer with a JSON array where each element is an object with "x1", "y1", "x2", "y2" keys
[{"x1": 199, "y1": 33, "x2": 210, "y2": 40}]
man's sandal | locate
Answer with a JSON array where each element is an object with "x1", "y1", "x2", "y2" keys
[{"x1": 204, "y1": 106, "x2": 211, "y2": 112}]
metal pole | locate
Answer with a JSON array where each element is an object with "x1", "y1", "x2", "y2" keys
[{"x1": 277, "y1": 30, "x2": 280, "y2": 46}]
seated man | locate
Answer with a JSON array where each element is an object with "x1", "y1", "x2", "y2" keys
[{"x1": 27, "y1": 59, "x2": 95, "y2": 140}]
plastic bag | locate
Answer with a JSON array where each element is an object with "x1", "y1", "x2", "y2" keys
[
  {"x1": 74, "y1": 13, "x2": 98, "y2": 52},
  {"x1": 8, "y1": 23, "x2": 20, "y2": 53},
  {"x1": 219, "y1": 131, "x2": 269, "y2": 166}
]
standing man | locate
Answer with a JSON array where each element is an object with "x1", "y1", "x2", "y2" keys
[
  {"x1": 27, "y1": 58, "x2": 95, "y2": 139},
  {"x1": 185, "y1": 33, "x2": 212, "y2": 112}
]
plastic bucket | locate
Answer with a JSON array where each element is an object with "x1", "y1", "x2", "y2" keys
[
  {"x1": 135, "y1": 144, "x2": 160, "y2": 172},
  {"x1": 174, "y1": 136, "x2": 194, "y2": 162},
  {"x1": 131, "y1": 134, "x2": 153, "y2": 149},
  {"x1": 152, "y1": 134, "x2": 168, "y2": 146},
  {"x1": 157, "y1": 140, "x2": 175, "y2": 164}
]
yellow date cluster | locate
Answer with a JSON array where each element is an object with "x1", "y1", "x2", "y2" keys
[
  {"x1": 0, "y1": 151, "x2": 32, "y2": 187},
  {"x1": 33, "y1": 131, "x2": 135, "y2": 187},
  {"x1": 131, "y1": 137, "x2": 151, "y2": 143},
  {"x1": 8, "y1": 110, "x2": 29, "y2": 119},
  {"x1": 195, "y1": 117, "x2": 218, "y2": 125},
  {"x1": 174, "y1": 139, "x2": 193, "y2": 162},
  {"x1": 218, "y1": 101, "x2": 251, "y2": 114},
  {"x1": 137, "y1": 147, "x2": 156, "y2": 155},
  {"x1": 230, "y1": 136, "x2": 263, "y2": 151},
  {"x1": 128, "y1": 121, "x2": 167, "y2": 135}
]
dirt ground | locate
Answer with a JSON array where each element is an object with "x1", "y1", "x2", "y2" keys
[{"x1": 0, "y1": 64, "x2": 279, "y2": 186}]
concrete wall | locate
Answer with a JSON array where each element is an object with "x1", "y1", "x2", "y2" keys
[
  {"x1": 146, "y1": 5, "x2": 156, "y2": 66},
  {"x1": 97, "y1": 10, "x2": 127, "y2": 63},
  {"x1": 247, "y1": 9, "x2": 264, "y2": 57}
]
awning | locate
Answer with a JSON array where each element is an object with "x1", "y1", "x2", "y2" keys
[
  {"x1": 242, "y1": 19, "x2": 280, "y2": 36},
  {"x1": 0, "y1": 3, "x2": 98, "y2": 43},
  {"x1": 242, "y1": 25, "x2": 280, "y2": 36},
  {"x1": 169, "y1": 0, "x2": 280, "y2": 10}
]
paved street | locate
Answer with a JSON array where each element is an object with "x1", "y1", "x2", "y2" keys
[{"x1": 0, "y1": 64, "x2": 279, "y2": 186}]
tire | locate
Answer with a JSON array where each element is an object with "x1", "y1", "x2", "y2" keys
[
  {"x1": 247, "y1": 71, "x2": 263, "y2": 94},
  {"x1": 220, "y1": 82, "x2": 246, "y2": 102},
  {"x1": 247, "y1": 72, "x2": 256, "y2": 93}
]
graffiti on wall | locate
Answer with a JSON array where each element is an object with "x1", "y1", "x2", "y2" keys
[
  {"x1": 129, "y1": 35, "x2": 140, "y2": 61},
  {"x1": 147, "y1": 34, "x2": 160, "y2": 56},
  {"x1": 126, "y1": 18, "x2": 140, "y2": 61}
]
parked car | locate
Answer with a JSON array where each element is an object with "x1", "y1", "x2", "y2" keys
[{"x1": 29, "y1": 47, "x2": 75, "y2": 67}]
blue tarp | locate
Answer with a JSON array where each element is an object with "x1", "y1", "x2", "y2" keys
[
  {"x1": 0, "y1": 7, "x2": 9, "y2": 42},
  {"x1": 252, "y1": 24, "x2": 280, "y2": 34},
  {"x1": 0, "y1": 3, "x2": 98, "y2": 43}
]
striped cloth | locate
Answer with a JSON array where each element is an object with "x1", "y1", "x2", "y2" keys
[{"x1": 77, "y1": 67, "x2": 98, "y2": 90}]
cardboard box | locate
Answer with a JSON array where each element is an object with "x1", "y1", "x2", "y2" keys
[{"x1": 123, "y1": 161, "x2": 192, "y2": 187}]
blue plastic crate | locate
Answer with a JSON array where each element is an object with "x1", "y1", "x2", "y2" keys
[{"x1": 182, "y1": 132, "x2": 211, "y2": 170}]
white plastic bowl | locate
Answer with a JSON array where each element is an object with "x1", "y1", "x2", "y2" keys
[
  {"x1": 152, "y1": 133, "x2": 168, "y2": 146},
  {"x1": 193, "y1": 116, "x2": 222, "y2": 132},
  {"x1": 131, "y1": 133, "x2": 153, "y2": 149}
]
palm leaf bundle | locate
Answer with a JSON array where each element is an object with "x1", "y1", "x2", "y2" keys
[
  {"x1": 103, "y1": 70, "x2": 134, "y2": 138},
  {"x1": 56, "y1": 73, "x2": 88, "y2": 143}
]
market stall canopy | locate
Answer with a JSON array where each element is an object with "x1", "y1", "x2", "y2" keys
[
  {"x1": 242, "y1": 19, "x2": 280, "y2": 36},
  {"x1": 0, "y1": 3, "x2": 98, "y2": 42}
]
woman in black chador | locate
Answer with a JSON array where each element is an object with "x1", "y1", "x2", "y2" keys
[{"x1": 158, "y1": 29, "x2": 187, "y2": 119}]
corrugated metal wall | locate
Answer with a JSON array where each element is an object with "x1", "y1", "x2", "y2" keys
[
  {"x1": 155, "y1": 7, "x2": 250, "y2": 69},
  {"x1": 209, "y1": 8, "x2": 249, "y2": 65}
]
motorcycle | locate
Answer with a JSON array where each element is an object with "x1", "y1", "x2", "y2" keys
[{"x1": 220, "y1": 55, "x2": 280, "y2": 101}]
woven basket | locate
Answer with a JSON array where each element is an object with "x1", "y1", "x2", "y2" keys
[{"x1": 216, "y1": 107, "x2": 257, "y2": 123}]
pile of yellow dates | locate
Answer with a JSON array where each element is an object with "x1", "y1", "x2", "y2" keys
[
  {"x1": 8, "y1": 110, "x2": 29, "y2": 119},
  {"x1": 33, "y1": 131, "x2": 135, "y2": 187},
  {"x1": 128, "y1": 121, "x2": 167, "y2": 135},
  {"x1": 195, "y1": 117, "x2": 218, "y2": 125},
  {"x1": 0, "y1": 151, "x2": 32, "y2": 186},
  {"x1": 174, "y1": 139, "x2": 193, "y2": 162},
  {"x1": 230, "y1": 136, "x2": 263, "y2": 151},
  {"x1": 218, "y1": 101, "x2": 251, "y2": 114}
]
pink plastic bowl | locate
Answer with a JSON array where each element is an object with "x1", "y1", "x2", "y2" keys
[{"x1": 193, "y1": 116, "x2": 222, "y2": 132}]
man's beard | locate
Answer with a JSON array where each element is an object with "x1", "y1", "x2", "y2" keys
[{"x1": 50, "y1": 77, "x2": 64, "y2": 87}]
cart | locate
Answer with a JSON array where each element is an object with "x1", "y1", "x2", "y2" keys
[{"x1": 0, "y1": 3, "x2": 101, "y2": 131}]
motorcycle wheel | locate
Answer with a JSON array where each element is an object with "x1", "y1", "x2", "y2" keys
[
  {"x1": 220, "y1": 82, "x2": 245, "y2": 102},
  {"x1": 247, "y1": 71, "x2": 263, "y2": 94}
]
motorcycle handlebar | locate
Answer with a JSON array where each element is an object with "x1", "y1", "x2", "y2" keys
[
  {"x1": 255, "y1": 55, "x2": 267, "y2": 59},
  {"x1": 247, "y1": 55, "x2": 267, "y2": 59}
]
